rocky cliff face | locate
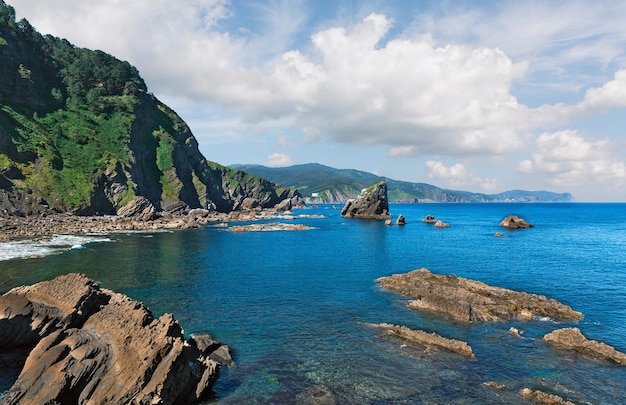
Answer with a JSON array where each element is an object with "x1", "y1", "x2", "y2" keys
[
  {"x1": 0, "y1": 2, "x2": 303, "y2": 217},
  {"x1": 0, "y1": 273, "x2": 231, "y2": 404},
  {"x1": 340, "y1": 180, "x2": 390, "y2": 219}
]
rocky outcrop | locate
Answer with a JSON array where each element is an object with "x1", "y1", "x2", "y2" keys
[
  {"x1": 500, "y1": 215, "x2": 534, "y2": 229},
  {"x1": 376, "y1": 268, "x2": 583, "y2": 323},
  {"x1": 365, "y1": 323, "x2": 475, "y2": 358},
  {"x1": 229, "y1": 222, "x2": 313, "y2": 232},
  {"x1": 0, "y1": 273, "x2": 231, "y2": 404},
  {"x1": 543, "y1": 327, "x2": 626, "y2": 365},
  {"x1": 519, "y1": 388, "x2": 576, "y2": 405},
  {"x1": 340, "y1": 181, "x2": 391, "y2": 219},
  {"x1": 434, "y1": 219, "x2": 450, "y2": 228},
  {"x1": 422, "y1": 215, "x2": 436, "y2": 223},
  {"x1": 396, "y1": 215, "x2": 406, "y2": 225}
]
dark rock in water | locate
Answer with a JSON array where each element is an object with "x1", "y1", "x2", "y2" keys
[
  {"x1": 396, "y1": 215, "x2": 406, "y2": 225},
  {"x1": 500, "y1": 215, "x2": 534, "y2": 229},
  {"x1": 340, "y1": 181, "x2": 391, "y2": 219},
  {"x1": 0, "y1": 273, "x2": 230, "y2": 404},
  {"x1": 376, "y1": 268, "x2": 583, "y2": 323},
  {"x1": 296, "y1": 385, "x2": 337, "y2": 405},
  {"x1": 422, "y1": 215, "x2": 436, "y2": 223},
  {"x1": 543, "y1": 327, "x2": 626, "y2": 365}
]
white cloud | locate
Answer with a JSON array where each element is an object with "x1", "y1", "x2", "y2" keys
[
  {"x1": 388, "y1": 146, "x2": 417, "y2": 158},
  {"x1": 516, "y1": 130, "x2": 626, "y2": 186},
  {"x1": 426, "y1": 160, "x2": 497, "y2": 192},
  {"x1": 276, "y1": 135, "x2": 292, "y2": 148},
  {"x1": 265, "y1": 153, "x2": 293, "y2": 167}
]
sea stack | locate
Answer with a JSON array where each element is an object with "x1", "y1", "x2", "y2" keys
[{"x1": 340, "y1": 180, "x2": 391, "y2": 220}]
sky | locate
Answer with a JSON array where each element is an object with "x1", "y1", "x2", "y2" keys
[{"x1": 10, "y1": 0, "x2": 626, "y2": 201}]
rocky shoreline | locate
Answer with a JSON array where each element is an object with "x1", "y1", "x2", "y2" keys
[{"x1": 0, "y1": 209, "x2": 306, "y2": 243}]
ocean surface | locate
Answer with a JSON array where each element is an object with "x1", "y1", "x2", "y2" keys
[{"x1": 1, "y1": 203, "x2": 625, "y2": 404}]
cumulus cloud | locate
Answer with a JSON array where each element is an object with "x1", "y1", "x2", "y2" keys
[
  {"x1": 12, "y1": 1, "x2": 626, "y2": 199},
  {"x1": 426, "y1": 160, "x2": 497, "y2": 192},
  {"x1": 265, "y1": 153, "x2": 293, "y2": 167},
  {"x1": 516, "y1": 130, "x2": 626, "y2": 186}
]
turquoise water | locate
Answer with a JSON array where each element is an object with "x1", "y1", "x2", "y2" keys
[{"x1": 1, "y1": 203, "x2": 625, "y2": 403}]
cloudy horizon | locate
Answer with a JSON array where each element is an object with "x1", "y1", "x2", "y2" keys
[{"x1": 11, "y1": 0, "x2": 626, "y2": 201}]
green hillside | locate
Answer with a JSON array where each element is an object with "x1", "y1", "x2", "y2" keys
[
  {"x1": 0, "y1": 1, "x2": 298, "y2": 216},
  {"x1": 232, "y1": 163, "x2": 575, "y2": 203}
]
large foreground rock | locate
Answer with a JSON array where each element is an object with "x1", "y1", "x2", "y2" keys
[
  {"x1": 543, "y1": 327, "x2": 626, "y2": 365},
  {"x1": 340, "y1": 180, "x2": 391, "y2": 219},
  {"x1": 0, "y1": 273, "x2": 231, "y2": 404},
  {"x1": 377, "y1": 268, "x2": 583, "y2": 323}
]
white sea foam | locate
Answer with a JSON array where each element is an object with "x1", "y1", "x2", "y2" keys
[{"x1": 0, "y1": 234, "x2": 113, "y2": 261}]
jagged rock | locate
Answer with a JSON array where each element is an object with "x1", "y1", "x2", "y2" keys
[
  {"x1": 422, "y1": 215, "x2": 436, "y2": 223},
  {"x1": 434, "y1": 219, "x2": 450, "y2": 228},
  {"x1": 543, "y1": 327, "x2": 626, "y2": 365},
  {"x1": 519, "y1": 388, "x2": 576, "y2": 405},
  {"x1": 340, "y1": 181, "x2": 391, "y2": 219},
  {"x1": 116, "y1": 196, "x2": 158, "y2": 220},
  {"x1": 0, "y1": 273, "x2": 230, "y2": 404},
  {"x1": 365, "y1": 323, "x2": 475, "y2": 358},
  {"x1": 376, "y1": 268, "x2": 583, "y2": 323},
  {"x1": 500, "y1": 215, "x2": 534, "y2": 229},
  {"x1": 396, "y1": 215, "x2": 406, "y2": 225}
]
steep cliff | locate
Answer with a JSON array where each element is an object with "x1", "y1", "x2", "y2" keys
[{"x1": 0, "y1": 2, "x2": 302, "y2": 217}]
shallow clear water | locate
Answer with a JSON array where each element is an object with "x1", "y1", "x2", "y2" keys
[{"x1": 1, "y1": 203, "x2": 625, "y2": 404}]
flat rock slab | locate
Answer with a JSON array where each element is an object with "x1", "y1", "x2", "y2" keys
[
  {"x1": 543, "y1": 327, "x2": 626, "y2": 365},
  {"x1": 377, "y1": 268, "x2": 583, "y2": 323},
  {"x1": 0, "y1": 273, "x2": 231, "y2": 404},
  {"x1": 365, "y1": 323, "x2": 475, "y2": 358}
]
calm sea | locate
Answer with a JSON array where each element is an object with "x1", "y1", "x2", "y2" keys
[{"x1": 1, "y1": 203, "x2": 625, "y2": 404}]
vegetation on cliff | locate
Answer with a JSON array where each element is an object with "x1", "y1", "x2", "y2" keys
[{"x1": 0, "y1": 1, "x2": 299, "y2": 216}]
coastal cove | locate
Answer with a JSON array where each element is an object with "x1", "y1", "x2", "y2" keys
[{"x1": 1, "y1": 203, "x2": 626, "y2": 404}]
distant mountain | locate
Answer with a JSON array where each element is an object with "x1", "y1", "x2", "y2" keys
[{"x1": 231, "y1": 163, "x2": 576, "y2": 203}]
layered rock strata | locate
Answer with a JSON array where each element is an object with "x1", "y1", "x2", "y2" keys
[
  {"x1": 376, "y1": 268, "x2": 583, "y2": 323},
  {"x1": 0, "y1": 273, "x2": 231, "y2": 404},
  {"x1": 340, "y1": 181, "x2": 391, "y2": 220},
  {"x1": 543, "y1": 327, "x2": 626, "y2": 365},
  {"x1": 365, "y1": 323, "x2": 475, "y2": 358}
]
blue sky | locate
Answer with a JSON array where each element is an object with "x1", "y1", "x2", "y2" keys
[{"x1": 12, "y1": 0, "x2": 626, "y2": 201}]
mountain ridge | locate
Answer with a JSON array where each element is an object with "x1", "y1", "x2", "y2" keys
[{"x1": 231, "y1": 163, "x2": 576, "y2": 203}]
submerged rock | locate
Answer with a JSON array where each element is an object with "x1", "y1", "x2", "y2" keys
[
  {"x1": 543, "y1": 327, "x2": 626, "y2": 365},
  {"x1": 376, "y1": 268, "x2": 583, "y2": 323},
  {"x1": 340, "y1": 181, "x2": 391, "y2": 220},
  {"x1": 500, "y1": 215, "x2": 534, "y2": 229},
  {"x1": 0, "y1": 273, "x2": 230, "y2": 404},
  {"x1": 365, "y1": 323, "x2": 475, "y2": 358}
]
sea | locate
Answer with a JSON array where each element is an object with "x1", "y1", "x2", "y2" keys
[{"x1": 1, "y1": 203, "x2": 625, "y2": 404}]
